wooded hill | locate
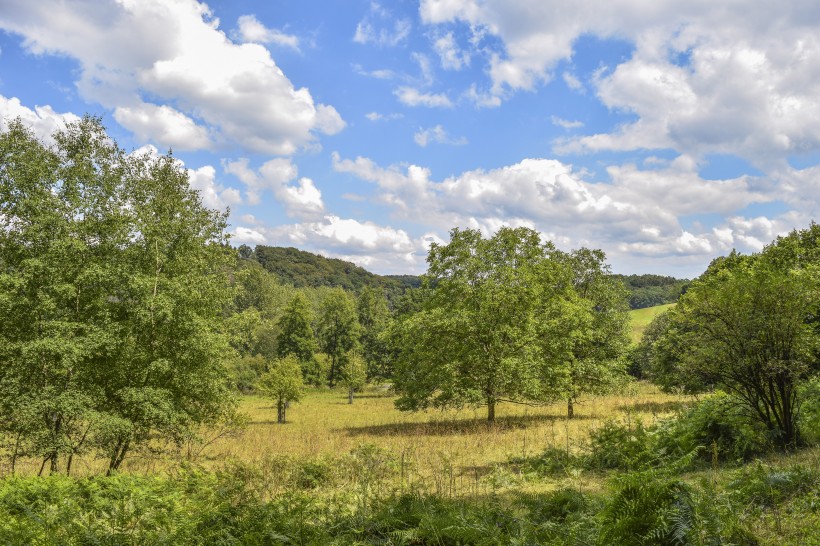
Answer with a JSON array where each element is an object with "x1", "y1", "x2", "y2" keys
[
  {"x1": 246, "y1": 245, "x2": 421, "y2": 303},
  {"x1": 242, "y1": 244, "x2": 686, "y2": 309}
]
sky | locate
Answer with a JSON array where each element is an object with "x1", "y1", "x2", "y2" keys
[{"x1": 1, "y1": 0, "x2": 819, "y2": 278}]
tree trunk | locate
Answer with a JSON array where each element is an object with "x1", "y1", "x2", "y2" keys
[
  {"x1": 348, "y1": 386, "x2": 354, "y2": 404},
  {"x1": 277, "y1": 399, "x2": 285, "y2": 423},
  {"x1": 487, "y1": 399, "x2": 496, "y2": 423},
  {"x1": 567, "y1": 398, "x2": 574, "y2": 419}
]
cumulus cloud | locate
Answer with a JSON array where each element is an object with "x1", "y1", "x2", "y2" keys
[
  {"x1": 395, "y1": 86, "x2": 453, "y2": 107},
  {"x1": 187, "y1": 165, "x2": 243, "y2": 211},
  {"x1": 414, "y1": 125, "x2": 468, "y2": 147},
  {"x1": 235, "y1": 14, "x2": 299, "y2": 50},
  {"x1": 0, "y1": 95, "x2": 80, "y2": 143},
  {"x1": 551, "y1": 116, "x2": 584, "y2": 129},
  {"x1": 113, "y1": 103, "x2": 211, "y2": 151},
  {"x1": 224, "y1": 158, "x2": 324, "y2": 219},
  {"x1": 235, "y1": 215, "x2": 428, "y2": 273},
  {"x1": 0, "y1": 0, "x2": 343, "y2": 154},
  {"x1": 333, "y1": 151, "x2": 790, "y2": 275},
  {"x1": 419, "y1": 0, "x2": 820, "y2": 169}
]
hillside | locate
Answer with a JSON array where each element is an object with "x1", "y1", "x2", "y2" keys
[
  {"x1": 628, "y1": 303, "x2": 676, "y2": 343},
  {"x1": 248, "y1": 245, "x2": 422, "y2": 301},
  {"x1": 614, "y1": 273, "x2": 689, "y2": 309},
  {"x1": 242, "y1": 246, "x2": 688, "y2": 310}
]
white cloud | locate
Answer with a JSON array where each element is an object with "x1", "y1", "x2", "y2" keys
[
  {"x1": 365, "y1": 111, "x2": 403, "y2": 121},
  {"x1": 414, "y1": 124, "x2": 468, "y2": 147},
  {"x1": 433, "y1": 32, "x2": 470, "y2": 70},
  {"x1": 395, "y1": 86, "x2": 453, "y2": 108},
  {"x1": 232, "y1": 226, "x2": 267, "y2": 244},
  {"x1": 418, "y1": 1, "x2": 820, "y2": 168},
  {"x1": 0, "y1": 95, "x2": 80, "y2": 143},
  {"x1": 0, "y1": 0, "x2": 343, "y2": 155},
  {"x1": 265, "y1": 215, "x2": 426, "y2": 273},
  {"x1": 562, "y1": 72, "x2": 584, "y2": 91},
  {"x1": 551, "y1": 116, "x2": 584, "y2": 129},
  {"x1": 353, "y1": 3, "x2": 411, "y2": 46},
  {"x1": 333, "y1": 151, "x2": 789, "y2": 275},
  {"x1": 187, "y1": 165, "x2": 243, "y2": 211},
  {"x1": 236, "y1": 14, "x2": 299, "y2": 50},
  {"x1": 113, "y1": 103, "x2": 211, "y2": 151},
  {"x1": 224, "y1": 158, "x2": 324, "y2": 219}
]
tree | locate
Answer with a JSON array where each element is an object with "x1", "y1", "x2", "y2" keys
[
  {"x1": 391, "y1": 227, "x2": 577, "y2": 422},
  {"x1": 0, "y1": 117, "x2": 236, "y2": 474},
  {"x1": 356, "y1": 286, "x2": 391, "y2": 381},
  {"x1": 258, "y1": 355, "x2": 304, "y2": 423},
  {"x1": 317, "y1": 288, "x2": 360, "y2": 387},
  {"x1": 277, "y1": 293, "x2": 317, "y2": 362},
  {"x1": 668, "y1": 243, "x2": 819, "y2": 449},
  {"x1": 556, "y1": 248, "x2": 631, "y2": 418},
  {"x1": 340, "y1": 351, "x2": 367, "y2": 404}
]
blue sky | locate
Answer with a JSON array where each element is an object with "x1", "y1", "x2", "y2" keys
[{"x1": 1, "y1": 0, "x2": 819, "y2": 277}]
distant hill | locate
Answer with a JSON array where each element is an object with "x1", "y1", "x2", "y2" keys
[
  {"x1": 247, "y1": 245, "x2": 422, "y2": 302},
  {"x1": 241, "y1": 245, "x2": 687, "y2": 310},
  {"x1": 614, "y1": 274, "x2": 689, "y2": 310}
]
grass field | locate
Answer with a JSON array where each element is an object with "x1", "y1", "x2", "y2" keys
[
  {"x1": 628, "y1": 303, "x2": 675, "y2": 343},
  {"x1": 117, "y1": 382, "x2": 689, "y2": 496}
]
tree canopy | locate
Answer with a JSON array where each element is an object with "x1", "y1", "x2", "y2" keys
[
  {"x1": 391, "y1": 227, "x2": 607, "y2": 422},
  {"x1": 0, "y1": 117, "x2": 236, "y2": 474}
]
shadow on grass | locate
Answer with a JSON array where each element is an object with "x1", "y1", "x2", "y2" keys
[
  {"x1": 618, "y1": 400, "x2": 690, "y2": 414},
  {"x1": 343, "y1": 413, "x2": 595, "y2": 437}
]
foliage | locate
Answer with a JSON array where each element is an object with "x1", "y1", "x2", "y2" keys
[
  {"x1": 339, "y1": 351, "x2": 367, "y2": 404},
  {"x1": 0, "y1": 117, "x2": 235, "y2": 475},
  {"x1": 356, "y1": 285, "x2": 392, "y2": 381},
  {"x1": 391, "y1": 227, "x2": 580, "y2": 422},
  {"x1": 251, "y1": 244, "x2": 420, "y2": 304},
  {"x1": 556, "y1": 247, "x2": 632, "y2": 418},
  {"x1": 665, "y1": 240, "x2": 820, "y2": 448},
  {"x1": 654, "y1": 392, "x2": 771, "y2": 463},
  {"x1": 798, "y1": 376, "x2": 820, "y2": 445},
  {"x1": 227, "y1": 354, "x2": 267, "y2": 394},
  {"x1": 258, "y1": 355, "x2": 304, "y2": 423},
  {"x1": 615, "y1": 274, "x2": 689, "y2": 310},
  {"x1": 316, "y1": 288, "x2": 361, "y2": 387},
  {"x1": 584, "y1": 418, "x2": 656, "y2": 471}
]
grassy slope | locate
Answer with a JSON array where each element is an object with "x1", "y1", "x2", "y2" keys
[{"x1": 628, "y1": 302, "x2": 675, "y2": 343}]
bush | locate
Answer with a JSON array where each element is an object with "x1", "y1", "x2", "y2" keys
[
  {"x1": 654, "y1": 392, "x2": 771, "y2": 463},
  {"x1": 728, "y1": 462, "x2": 819, "y2": 510},
  {"x1": 584, "y1": 418, "x2": 655, "y2": 470},
  {"x1": 798, "y1": 376, "x2": 820, "y2": 445}
]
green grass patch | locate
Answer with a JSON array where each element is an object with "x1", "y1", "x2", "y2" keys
[{"x1": 629, "y1": 303, "x2": 675, "y2": 343}]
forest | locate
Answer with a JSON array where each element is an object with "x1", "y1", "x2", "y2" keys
[{"x1": 0, "y1": 118, "x2": 818, "y2": 544}]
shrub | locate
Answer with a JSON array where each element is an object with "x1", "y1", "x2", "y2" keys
[
  {"x1": 654, "y1": 392, "x2": 771, "y2": 463},
  {"x1": 584, "y1": 418, "x2": 655, "y2": 470},
  {"x1": 797, "y1": 376, "x2": 820, "y2": 445}
]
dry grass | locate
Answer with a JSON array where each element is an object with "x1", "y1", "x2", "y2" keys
[
  {"x1": 4, "y1": 382, "x2": 689, "y2": 492},
  {"x1": 172, "y1": 381, "x2": 689, "y2": 494}
]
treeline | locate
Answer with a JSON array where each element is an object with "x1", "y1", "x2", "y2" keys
[
  {"x1": 239, "y1": 245, "x2": 687, "y2": 310},
  {"x1": 614, "y1": 274, "x2": 689, "y2": 309},
  {"x1": 246, "y1": 244, "x2": 421, "y2": 304}
]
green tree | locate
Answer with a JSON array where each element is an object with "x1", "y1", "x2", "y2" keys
[
  {"x1": 317, "y1": 288, "x2": 360, "y2": 387},
  {"x1": 669, "y1": 243, "x2": 819, "y2": 448},
  {"x1": 0, "y1": 117, "x2": 235, "y2": 474},
  {"x1": 556, "y1": 248, "x2": 632, "y2": 418},
  {"x1": 277, "y1": 293, "x2": 317, "y2": 362},
  {"x1": 391, "y1": 227, "x2": 577, "y2": 422},
  {"x1": 258, "y1": 355, "x2": 304, "y2": 423},
  {"x1": 340, "y1": 351, "x2": 367, "y2": 404},
  {"x1": 356, "y1": 286, "x2": 391, "y2": 381}
]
